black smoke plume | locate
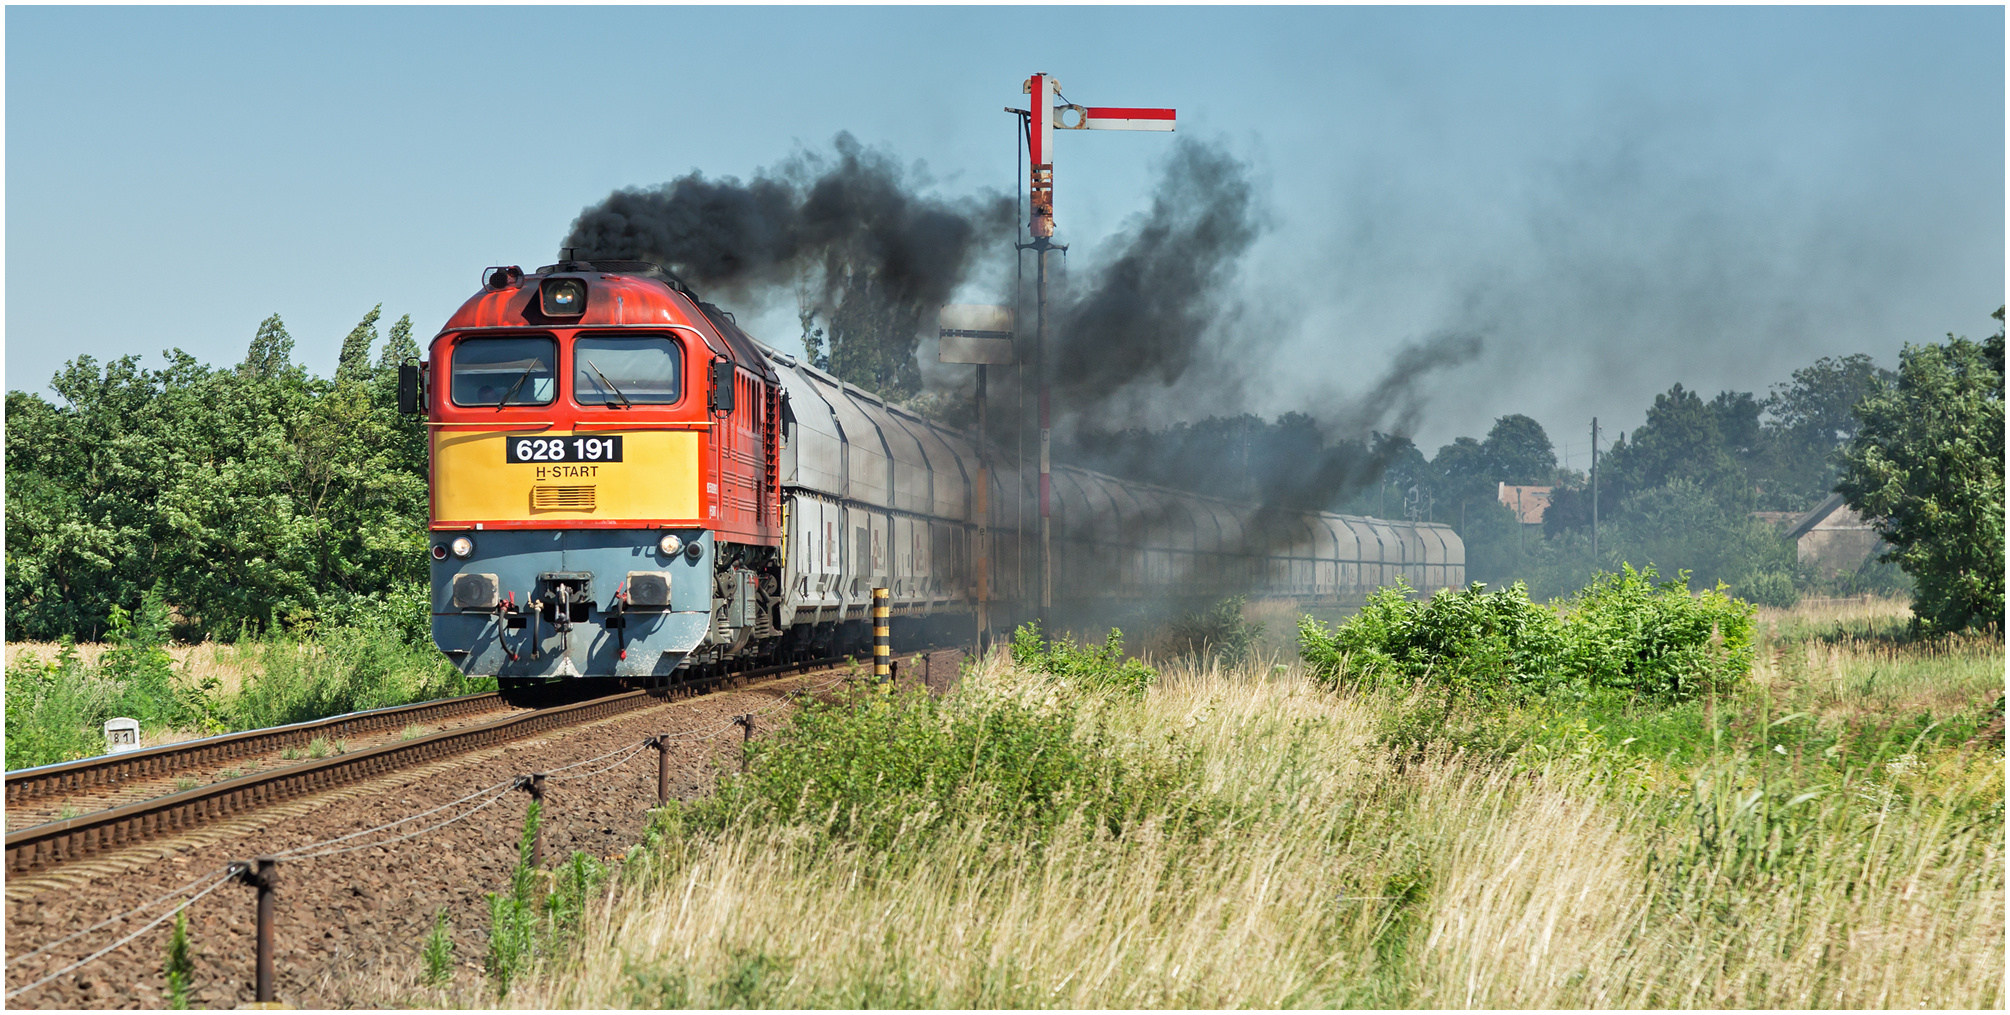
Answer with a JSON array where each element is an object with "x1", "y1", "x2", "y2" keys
[
  {"x1": 1050, "y1": 140, "x2": 1261, "y2": 419},
  {"x1": 565, "y1": 132, "x2": 1482, "y2": 531},
  {"x1": 1048, "y1": 139, "x2": 1482, "y2": 521},
  {"x1": 563, "y1": 133, "x2": 1012, "y2": 394}
]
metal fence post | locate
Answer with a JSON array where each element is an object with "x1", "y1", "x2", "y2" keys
[
  {"x1": 732, "y1": 715, "x2": 753, "y2": 773},
  {"x1": 231, "y1": 856, "x2": 278, "y2": 1004},
  {"x1": 646, "y1": 736, "x2": 669, "y2": 805},
  {"x1": 518, "y1": 773, "x2": 547, "y2": 867}
]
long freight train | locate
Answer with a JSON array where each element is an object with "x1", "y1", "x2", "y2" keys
[{"x1": 408, "y1": 259, "x2": 1463, "y2": 685}]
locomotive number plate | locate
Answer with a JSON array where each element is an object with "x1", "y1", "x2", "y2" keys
[{"x1": 507, "y1": 435, "x2": 624, "y2": 464}]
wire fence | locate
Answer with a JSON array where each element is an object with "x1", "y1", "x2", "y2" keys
[
  {"x1": 2, "y1": 662, "x2": 874, "y2": 1001},
  {"x1": 6, "y1": 875, "x2": 235, "y2": 1001}
]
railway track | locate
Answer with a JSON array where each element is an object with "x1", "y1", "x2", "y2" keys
[
  {"x1": 4, "y1": 654, "x2": 893, "y2": 875},
  {"x1": 6, "y1": 692, "x2": 518, "y2": 829}
]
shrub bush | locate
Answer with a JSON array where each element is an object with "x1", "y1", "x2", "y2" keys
[
  {"x1": 1166, "y1": 595, "x2": 1265, "y2": 664},
  {"x1": 1302, "y1": 565, "x2": 1757, "y2": 703},
  {"x1": 4, "y1": 643, "x2": 117, "y2": 769},
  {"x1": 229, "y1": 623, "x2": 483, "y2": 729},
  {"x1": 1299, "y1": 579, "x2": 1568, "y2": 699},
  {"x1": 4, "y1": 614, "x2": 488, "y2": 769},
  {"x1": 1010, "y1": 623, "x2": 1156, "y2": 696},
  {"x1": 1562, "y1": 565, "x2": 1756, "y2": 700},
  {"x1": 1732, "y1": 569, "x2": 1800, "y2": 609}
]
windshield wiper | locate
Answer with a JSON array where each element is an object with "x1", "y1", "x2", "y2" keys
[
  {"x1": 585, "y1": 359, "x2": 633, "y2": 409},
  {"x1": 496, "y1": 362, "x2": 540, "y2": 410}
]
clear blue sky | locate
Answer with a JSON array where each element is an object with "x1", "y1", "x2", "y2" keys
[{"x1": 7, "y1": 6, "x2": 2002, "y2": 454}]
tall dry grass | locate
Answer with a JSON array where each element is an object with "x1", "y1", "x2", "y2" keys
[
  {"x1": 467, "y1": 627, "x2": 2001, "y2": 1010},
  {"x1": 6, "y1": 640, "x2": 256, "y2": 698}
]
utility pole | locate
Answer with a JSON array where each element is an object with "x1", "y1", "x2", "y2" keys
[
  {"x1": 1590, "y1": 417, "x2": 1600, "y2": 560},
  {"x1": 1516, "y1": 486, "x2": 1525, "y2": 556},
  {"x1": 1009, "y1": 72, "x2": 1175, "y2": 628}
]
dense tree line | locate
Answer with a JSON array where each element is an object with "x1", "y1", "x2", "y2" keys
[
  {"x1": 1062, "y1": 315, "x2": 2003, "y2": 627},
  {"x1": 7, "y1": 305, "x2": 1998, "y2": 641},
  {"x1": 6, "y1": 308, "x2": 426, "y2": 641}
]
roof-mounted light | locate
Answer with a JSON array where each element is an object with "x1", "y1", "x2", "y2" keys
[
  {"x1": 482, "y1": 265, "x2": 523, "y2": 291},
  {"x1": 541, "y1": 277, "x2": 587, "y2": 317}
]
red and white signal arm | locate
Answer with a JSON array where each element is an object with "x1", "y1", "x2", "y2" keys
[{"x1": 1055, "y1": 104, "x2": 1177, "y2": 131}]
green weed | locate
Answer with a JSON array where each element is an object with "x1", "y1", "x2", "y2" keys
[
  {"x1": 164, "y1": 910, "x2": 192, "y2": 1009},
  {"x1": 483, "y1": 797, "x2": 611, "y2": 999},
  {"x1": 1010, "y1": 622, "x2": 1156, "y2": 696},
  {"x1": 422, "y1": 909, "x2": 454, "y2": 987},
  {"x1": 501, "y1": 618, "x2": 2002, "y2": 1010},
  {"x1": 5, "y1": 615, "x2": 495, "y2": 771}
]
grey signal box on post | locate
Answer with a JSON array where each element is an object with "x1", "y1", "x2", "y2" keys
[
  {"x1": 938, "y1": 305, "x2": 1015, "y2": 364},
  {"x1": 937, "y1": 303, "x2": 1013, "y2": 654}
]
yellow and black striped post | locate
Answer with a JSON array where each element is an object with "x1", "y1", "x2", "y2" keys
[{"x1": 872, "y1": 586, "x2": 891, "y2": 688}]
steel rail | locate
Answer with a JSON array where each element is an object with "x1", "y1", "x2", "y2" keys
[
  {"x1": 6, "y1": 692, "x2": 508, "y2": 808},
  {"x1": 3, "y1": 655, "x2": 874, "y2": 873}
]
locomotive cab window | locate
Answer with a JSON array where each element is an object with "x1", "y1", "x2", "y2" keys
[
  {"x1": 572, "y1": 334, "x2": 682, "y2": 408},
  {"x1": 451, "y1": 336, "x2": 557, "y2": 407}
]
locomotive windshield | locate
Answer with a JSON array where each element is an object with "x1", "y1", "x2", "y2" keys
[
  {"x1": 452, "y1": 336, "x2": 556, "y2": 407},
  {"x1": 573, "y1": 334, "x2": 682, "y2": 407}
]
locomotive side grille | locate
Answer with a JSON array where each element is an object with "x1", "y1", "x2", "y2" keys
[{"x1": 531, "y1": 485, "x2": 596, "y2": 510}]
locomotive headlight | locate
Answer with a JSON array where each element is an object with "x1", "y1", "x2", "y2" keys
[
  {"x1": 657, "y1": 533, "x2": 684, "y2": 556},
  {"x1": 540, "y1": 278, "x2": 587, "y2": 317},
  {"x1": 450, "y1": 536, "x2": 475, "y2": 559}
]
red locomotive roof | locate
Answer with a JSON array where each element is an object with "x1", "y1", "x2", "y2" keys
[
  {"x1": 437, "y1": 262, "x2": 775, "y2": 380},
  {"x1": 441, "y1": 269, "x2": 704, "y2": 335}
]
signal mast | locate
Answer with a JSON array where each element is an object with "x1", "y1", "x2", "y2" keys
[{"x1": 1009, "y1": 72, "x2": 1175, "y2": 624}]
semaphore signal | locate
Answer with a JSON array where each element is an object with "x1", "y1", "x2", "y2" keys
[{"x1": 1009, "y1": 72, "x2": 1176, "y2": 624}]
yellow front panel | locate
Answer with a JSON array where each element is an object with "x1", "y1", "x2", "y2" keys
[{"x1": 433, "y1": 429, "x2": 702, "y2": 523}]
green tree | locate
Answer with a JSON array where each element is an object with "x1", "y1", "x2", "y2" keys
[
  {"x1": 1371, "y1": 433, "x2": 1431, "y2": 518},
  {"x1": 378, "y1": 313, "x2": 419, "y2": 371},
  {"x1": 1608, "y1": 479, "x2": 1799, "y2": 597},
  {"x1": 1429, "y1": 436, "x2": 1494, "y2": 509},
  {"x1": 5, "y1": 310, "x2": 430, "y2": 641},
  {"x1": 1835, "y1": 311, "x2": 2005, "y2": 632},
  {"x1": 1759, "y1": 353, "x2": 1895, "y2": 507},
  {"x1": 1480, "y1": 414, "x2": 1556, "y2": 485},
  {"x1": 1603, "y1": 383, "x2": 1744, "y2": 501},
  {"x1": 240, "y1": 313, "x2": 299, "y2": 380},
  {"x1": 335, "y1": 304, "x2": 383, "y2": 384}
]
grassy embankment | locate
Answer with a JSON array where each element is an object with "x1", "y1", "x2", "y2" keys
[
  {"x1": 4, "y1": 627, "x2": 490, "y2": 770},
  {"x1": 393, "y1": 586, "x2": 1999, "y2": 1009}
]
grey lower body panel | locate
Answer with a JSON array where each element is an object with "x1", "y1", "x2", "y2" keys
[{"x1": 430, "y1": 527, "x2": 714, "y2": 679}]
